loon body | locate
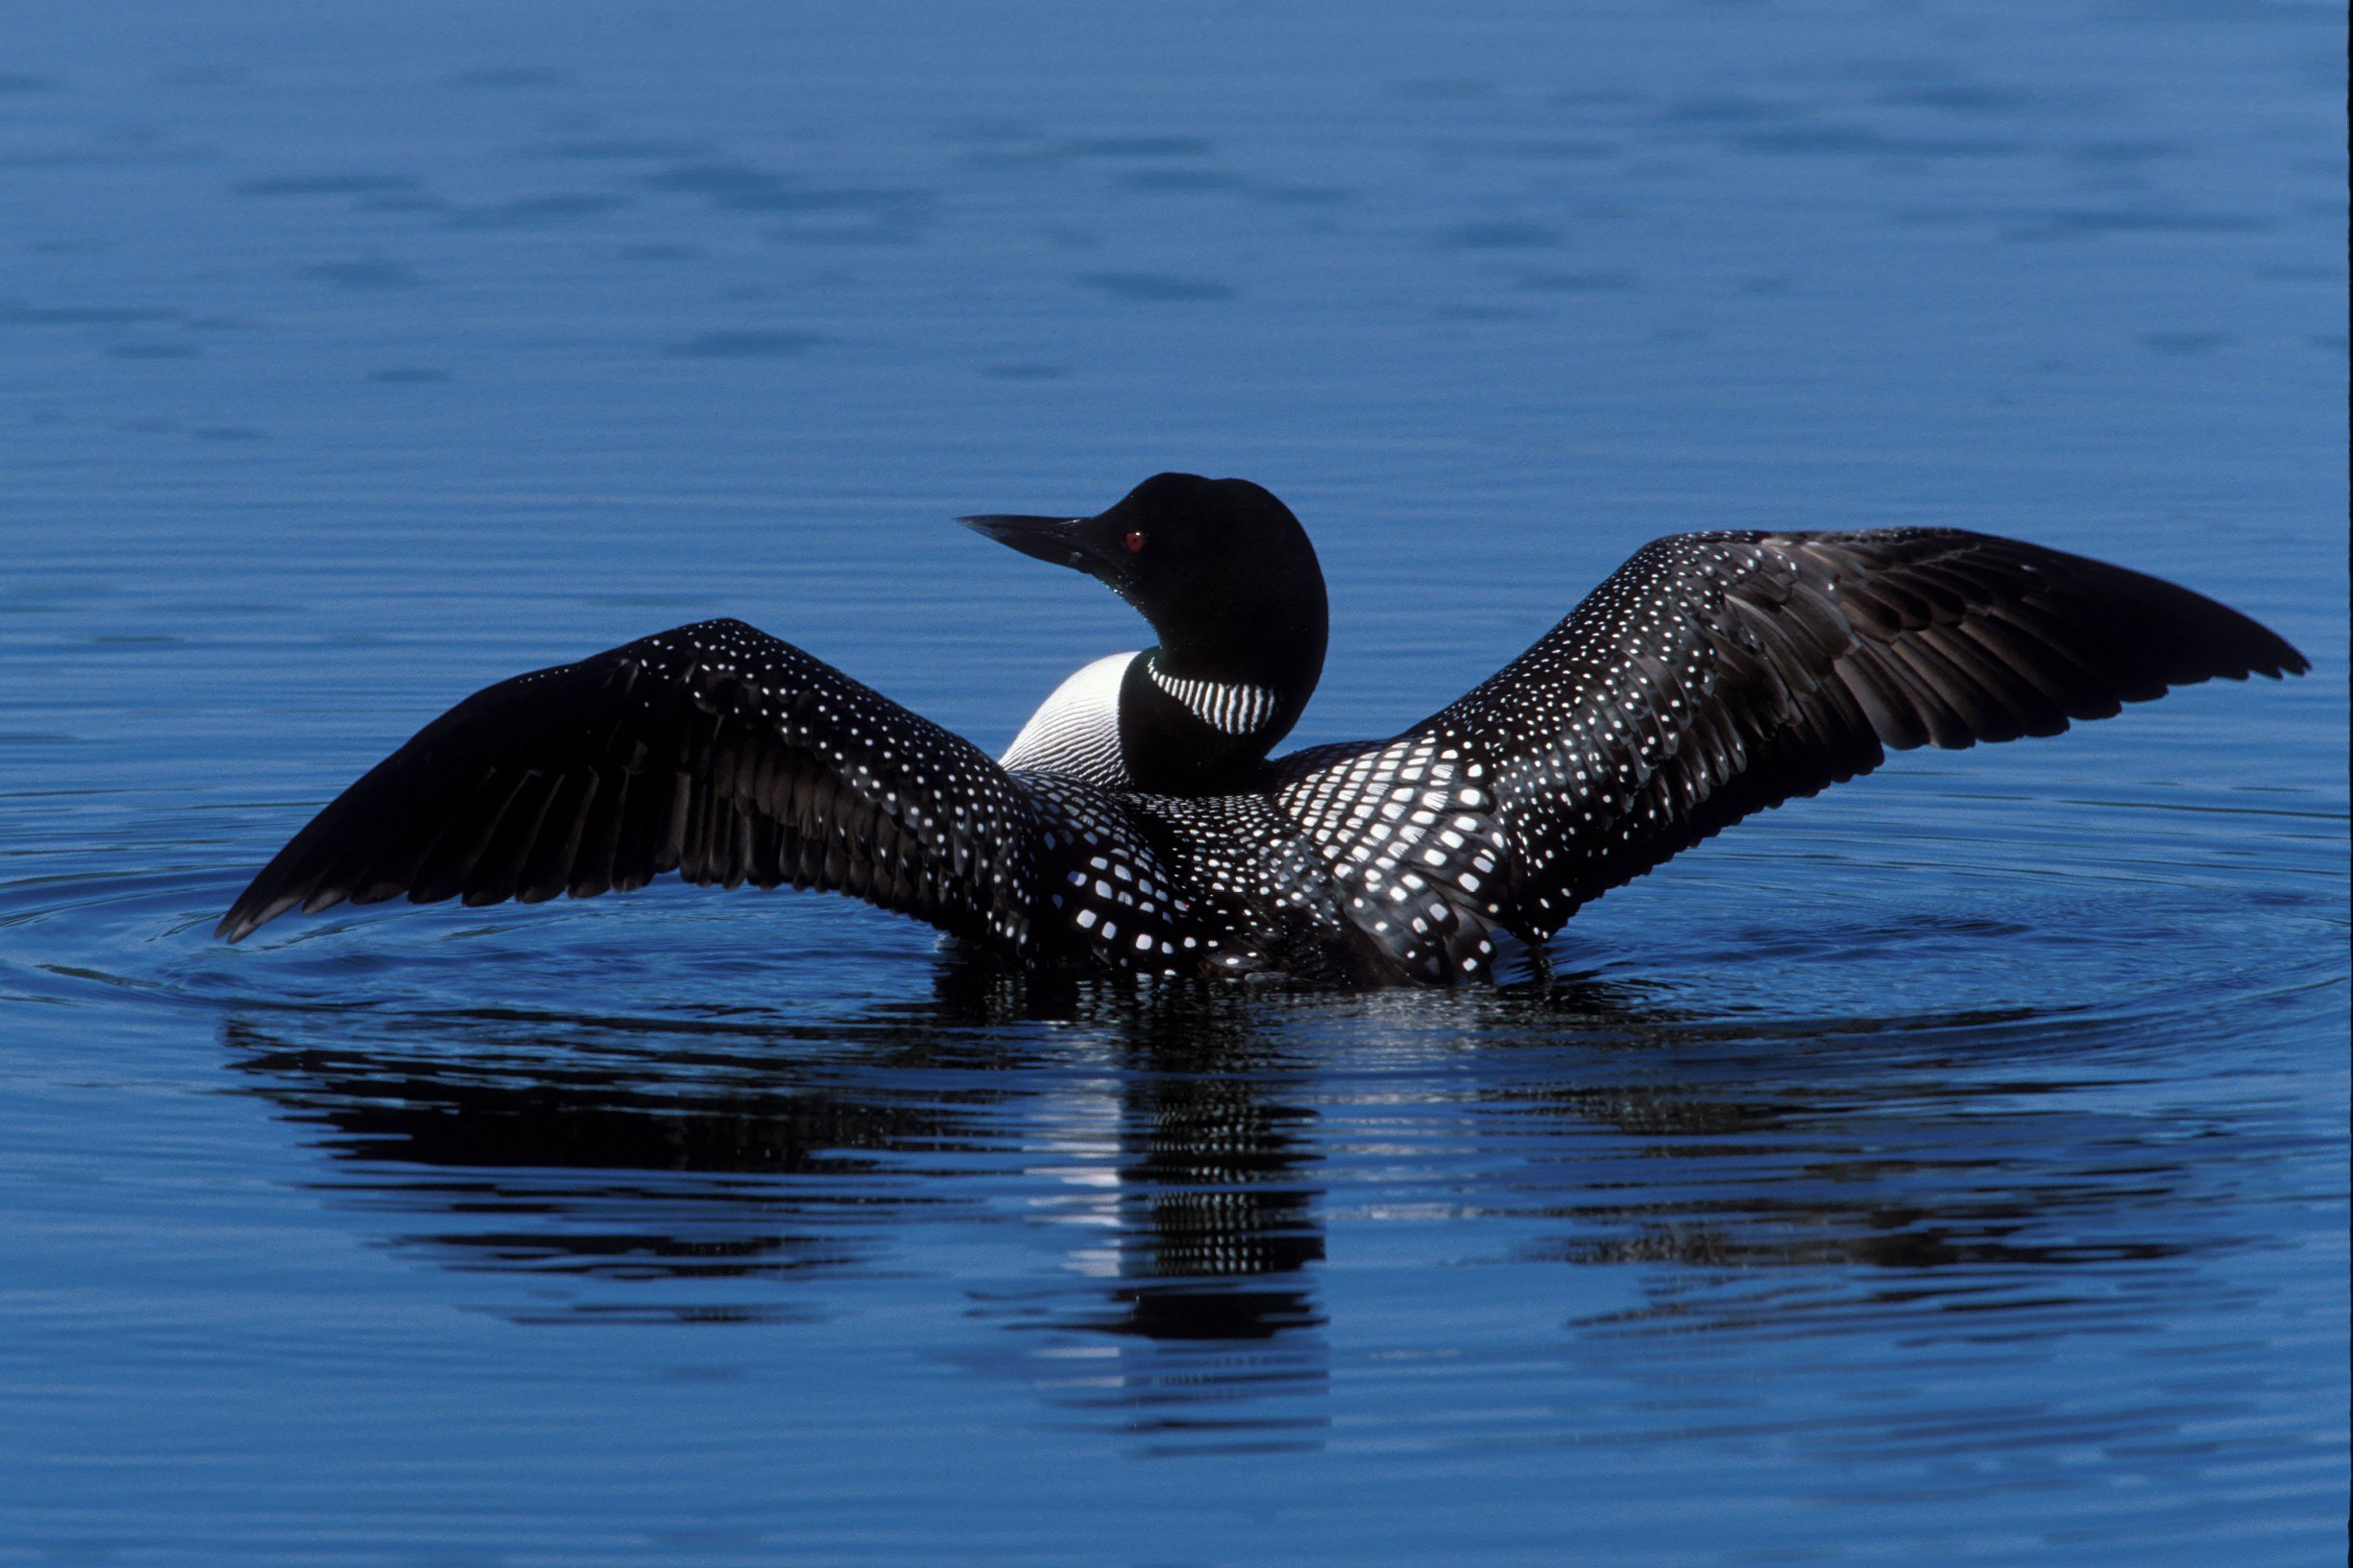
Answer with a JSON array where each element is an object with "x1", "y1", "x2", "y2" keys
[{"x1": 219, "y1": 473, "x2": 2308, "y2": 986}]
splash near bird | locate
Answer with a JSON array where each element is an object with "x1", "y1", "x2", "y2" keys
[{"x1": 219, "y1": 474, "x2": 2307, "y2": 986}]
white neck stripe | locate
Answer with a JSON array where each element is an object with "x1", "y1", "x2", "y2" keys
[{"x1": 1146, "y1": 660, "x2": 1278, "y2": 736}]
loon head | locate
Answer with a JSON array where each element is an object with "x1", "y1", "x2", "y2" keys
[{"x1": 961, "y1": 472, "x2": 1329, "y2": 793}]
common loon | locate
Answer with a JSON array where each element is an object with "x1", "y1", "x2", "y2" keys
[{"x1": 217, "y1": 473, "x2": 2308, "y2": 986}]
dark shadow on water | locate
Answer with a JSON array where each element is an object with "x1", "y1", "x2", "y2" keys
[
  {"x1": 222, "y1": 955, "x2": 1348, "y2": 1339},
  {"x1": 221, "y1": 947, "x2": 2231, "y2": 1440},
  {"x1": 223, "y1": 954, "x2": 1350, "y2": 1444}
]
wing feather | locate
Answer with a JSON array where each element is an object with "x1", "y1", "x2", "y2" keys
[
  {"x1": 217, "y1": 618, "x2": 1042, "y2": 945},
  {"x1": 1334, "y1": 528, "x2": 2308, "y2": 942}
]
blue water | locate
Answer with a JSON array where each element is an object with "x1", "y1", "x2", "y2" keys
[{"x1": 3, "y1": 3, "x2": 2344, "y2": 1562}]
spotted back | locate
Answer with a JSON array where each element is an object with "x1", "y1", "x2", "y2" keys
[
  {"x1": 1264, "y1": 736, "x2": 1516, "y2": 983},
  {"x1": 1409, "y1": 533, "x2": 1805, "y2": 938}
]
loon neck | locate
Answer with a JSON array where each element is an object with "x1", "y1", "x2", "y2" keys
[
  {"x1": 1113, "y1": 569, "x2": 1327, "y2": 794},
  {"x1": 1117, "y1": 639, "x2": 1321, "y2": 795}
]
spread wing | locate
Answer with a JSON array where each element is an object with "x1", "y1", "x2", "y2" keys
[
  {"x1": 1419, "y1": 528, "x2": 2307, "y2": 937},
  {"x1": 1266, "y1": 529, "x2": 2306, "y2": 964},
  {"x1": 217, "y1": 618, "x2": 1042, "y2": 945}
]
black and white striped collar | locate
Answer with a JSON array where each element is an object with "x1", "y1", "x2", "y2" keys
[{"x1": 1143, "y1": 655, "x2": 1279, "y2": 736}]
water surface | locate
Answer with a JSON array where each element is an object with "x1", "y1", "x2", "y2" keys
[{"x1": 2, "y1": 3, "x2": 2345, "y2": 1563}]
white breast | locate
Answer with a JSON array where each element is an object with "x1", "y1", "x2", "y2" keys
[{"x1": 999, "y1": 651, "x2": 1135, "y2": 786}]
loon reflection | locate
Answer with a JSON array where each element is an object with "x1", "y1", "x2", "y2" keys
[
  {"x1": 221, "y1": 962, "x2": 2211, "y2": 1418},
  {"x1": 223, "y1": 963, "x2": 1333, "y2": 1359},
  {"x1": 217, "y1": 473, "x2": 2305, "y2": 985}
]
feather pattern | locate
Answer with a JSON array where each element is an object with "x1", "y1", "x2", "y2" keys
[
  {"x1": 1344, "y1": 528, "x2": 2309, "y2": 944},
  {"x1": 217, "y1": 619, "x2": 1044, "y2": 946},
  {"x1": 1144, "y1": 660, "x2": 1280, "y2": 736},
  {"x1": 221, "y1": 527, "x2": 2305, "y2": 987}
]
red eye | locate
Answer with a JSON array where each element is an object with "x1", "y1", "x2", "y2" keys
[{"x1": 1124, "y1": 530, "x2": 1148, "y2": 553}]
